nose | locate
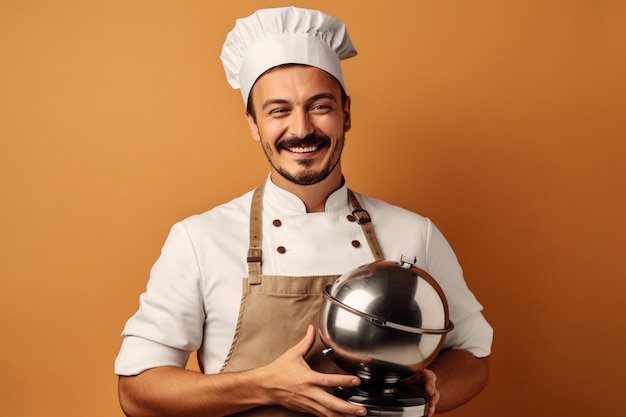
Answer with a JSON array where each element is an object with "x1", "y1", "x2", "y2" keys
[{"x1": 290, "y1": 109, "x2": 315, "y2": 138}]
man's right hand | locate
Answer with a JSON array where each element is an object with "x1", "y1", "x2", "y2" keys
[{"x1": 253, "y1": 324, "x2": 367, "y2": 417}]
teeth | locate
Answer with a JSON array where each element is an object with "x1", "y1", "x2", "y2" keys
[{"x1": 287, "y1": 146, "x2": 318, "y2": 153}]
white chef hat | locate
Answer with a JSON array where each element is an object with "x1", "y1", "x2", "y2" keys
[{"x1": 221, "y1": 6, "x2": 357, "y2": 105}]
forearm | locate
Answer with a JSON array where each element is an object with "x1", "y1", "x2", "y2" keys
[
  {"x1": 118, "y1": 366, "x2": 269, "y2": 417},
  {"x1": 427, "y1": 349, "x2": 490, "y2": 413}
]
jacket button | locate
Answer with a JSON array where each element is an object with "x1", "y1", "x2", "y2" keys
[
  {"x1": 351, "y1": 240, "x2": 361, "y2": 248},
  {"x1": 276, "y1": 246, "x2": 286, "y2": 254},
  {"x1": 346, "y1": 215, "x2": 356, "y2": 222},
  {"x1": 272, "y1": 219, "x2": 282, "y2": 227}
]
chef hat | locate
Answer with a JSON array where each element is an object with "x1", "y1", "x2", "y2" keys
[{"x1": 221, "y1": 6, "x2": 358, "y2": 105}]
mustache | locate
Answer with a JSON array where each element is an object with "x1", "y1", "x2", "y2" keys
[{"x1": 276, "y1": 133, "x2": 331, "y2": 149}]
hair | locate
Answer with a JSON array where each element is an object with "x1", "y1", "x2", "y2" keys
[{"x1": 246, "y1": 64, "x2": 348, "y2": 123}]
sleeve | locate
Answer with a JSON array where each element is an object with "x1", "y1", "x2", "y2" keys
[
  {"x1": 114, "y1": 222, "x2": 206, "y2": 376},
  {"x1": 423, "y1": 221, "x2": 493, "y2": 357}
]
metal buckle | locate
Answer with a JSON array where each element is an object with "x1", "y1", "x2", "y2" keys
[
  {"x1": 247, "y1": 248, "x2": 262, "y2": 263},
  {"x1": 351, "y1": 208, "x2": 371, "y2": 224}
]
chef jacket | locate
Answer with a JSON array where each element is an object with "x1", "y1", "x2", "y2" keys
[{"x1": 115, "y1": 176, "x2": 493, "y2": 376}]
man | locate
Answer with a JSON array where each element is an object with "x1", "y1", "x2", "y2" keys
[{"x1": 115, "y1": 7, "x2": 492, "y2": 417}]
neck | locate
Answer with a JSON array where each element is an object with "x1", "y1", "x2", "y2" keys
[{"x1": 270, "y1": 169, "x2": 343, "y2": 213}]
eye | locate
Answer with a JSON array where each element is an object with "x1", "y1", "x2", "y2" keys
[
  {"x1": 310, "y1": 103, "x2": 333, "y2": 113},
  {"x1": 269, "y1": 107, "x2": 290, "y2": 116}
]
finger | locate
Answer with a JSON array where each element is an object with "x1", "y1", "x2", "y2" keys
[
  {"x1": 293, "y1": 324, "x2": 316, "y2": 357},
  {"x1": 427, "y1": 388, "x2": 439, "y2": 417},
  {"x1": 320, "y1": 374, "x2": 362, "y2": 390},
  {"x1": 281, "y1": 382, "x2": 366, "y2": 417},
  {"x1": 421, "y1": 369, "x2": 437, "y2": 397},
  {"x1": 322, "y1": 395, "x2": 367, "y2": 417}
]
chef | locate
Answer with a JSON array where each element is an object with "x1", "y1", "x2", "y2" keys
[{"x1": 115, "y1": 7, "x2": 493, "y2": 417}]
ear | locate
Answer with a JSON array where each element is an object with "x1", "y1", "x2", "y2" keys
[
  {"x1": 343, "y1": 96, "x2": 352, "y2": 133},
  {"x1": 245, "y1": 112, "x2": 261, "y2": 142}
]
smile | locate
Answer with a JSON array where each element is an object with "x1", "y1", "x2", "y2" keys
[{"x1": 286, "y1": 145, "x2": 321, "y2": 153}]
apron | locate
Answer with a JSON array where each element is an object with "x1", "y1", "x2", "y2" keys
[{"x1": 220, "y1": 184, "x2": 384, "y2": 417}]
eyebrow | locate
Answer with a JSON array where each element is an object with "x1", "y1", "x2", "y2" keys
[
  {"x1": 261, "y1": 99, "x2": 289, "y2": 112},
  {"x1": 261, "y1": 93, "x2": 338, "y2": 112}
]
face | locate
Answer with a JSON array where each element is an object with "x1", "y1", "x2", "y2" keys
[{"x1": 246, "y1": 65, "x2": 351, "y2": 187}]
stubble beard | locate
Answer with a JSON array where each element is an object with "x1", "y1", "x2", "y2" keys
[{"x1": 261, "y1": 134, "x2": 344, "y2": 186}]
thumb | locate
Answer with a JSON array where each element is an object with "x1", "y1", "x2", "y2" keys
[{"x1": 293, "y1": 324, "x2": 316, "y2": 357}]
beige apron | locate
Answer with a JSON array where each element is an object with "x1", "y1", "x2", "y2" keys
[{"x1": 219, "y1": 184, "x2": 384, "y2": 417}]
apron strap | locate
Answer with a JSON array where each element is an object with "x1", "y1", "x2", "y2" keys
[
  {"x1": 348, "y1": 189, "x2": 385, "y2": 262},
  {"x1": 246, "y1": 184, "x2": 264, "y2": 285},
  {"x1": 246, "y1": 185, "x2": 385, "y2": 284}
]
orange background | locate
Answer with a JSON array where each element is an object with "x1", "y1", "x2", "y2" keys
[{"x1": 1, "y1": 1, "x2": 625, "y2": 416}]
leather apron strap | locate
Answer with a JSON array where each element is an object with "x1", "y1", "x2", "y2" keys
[
  {"x1": 246, "y1": 183, "x2": 265, "y2": 285},
  {"x1": 347, "y1": 189, "x2": 384, "y2": 262}
]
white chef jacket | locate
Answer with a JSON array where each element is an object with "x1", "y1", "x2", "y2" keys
[{"x1": 115, "y1": 177, "x2": 493, "y2": 376}]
